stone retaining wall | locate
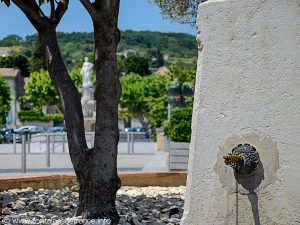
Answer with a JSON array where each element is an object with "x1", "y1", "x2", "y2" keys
[{"x1": 0, "y1": 172, "x2": 187, "y2": 191}]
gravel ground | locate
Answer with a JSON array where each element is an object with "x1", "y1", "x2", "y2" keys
[{"x1": 0, "y1": 186, "x2": 186, "y2": 225}]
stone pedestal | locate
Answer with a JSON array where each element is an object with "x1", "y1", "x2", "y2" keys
[{"x1": 181, "y1": 0, "x2": 300, "y2": 224}]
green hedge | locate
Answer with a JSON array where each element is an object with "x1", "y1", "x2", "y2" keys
[
  {"x1": 18, "y1": 110, "x2": 64, "y2": 122},
  {"x1": 164, "y1": 107, "x2": 192, "y2": 142}
]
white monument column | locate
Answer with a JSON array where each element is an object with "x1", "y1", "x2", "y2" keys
[
  {"x1": 80, "y1": 57, "x2": 96, "y2": 131},
  {"x1": 181, "y1": 0, "x2": 300, "y2": 224}
]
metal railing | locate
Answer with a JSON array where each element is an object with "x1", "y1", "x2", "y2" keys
[{"x1": 1, "y1": 131, "x2": 151, "y2": 174}]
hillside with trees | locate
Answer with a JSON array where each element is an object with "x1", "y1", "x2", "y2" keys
[{"x1": 0, "y1": 30, "x2": 197, "y2": 70}]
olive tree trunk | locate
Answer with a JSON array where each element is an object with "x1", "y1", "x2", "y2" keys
[
  {"x1": 75, "y1": 16, "x2": 122, "y2": 216},
  {"x1": 39, "y1": 27, "x2": 87, "y2": 162},
  {"x1": 78, "y1": 0, "x2": 122, "y2": 223},
  {"x1": 39, "y1": 16, "x2": 121, "y2": 225},
  {"x1": 40, "y1": 23, "x2": 121, "y2": 224},
  {"x1": 13, "y1": 0, "x2": 121, "y2": 223}
]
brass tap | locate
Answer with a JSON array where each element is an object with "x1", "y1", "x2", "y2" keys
[
  {"x1": 223, "y1": 152, "x2": 244, "y2": 165},
  {"x1": 223, "y1": 144, "x2": 260, "y2": 174}
]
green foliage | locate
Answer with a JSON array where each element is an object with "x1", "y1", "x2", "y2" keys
[
  {"x1": 56, "y1": 32, "x2": 94, "y2": 69},
  {"x1": 0, "y1": 75, "x2": 11, "y2": 124},
  {"x1": 168, "y1": 64, "x2": 196, "y2": 84},
  {"x1": 0, "y1": 34, "x2": 22, "y2": 47},
  {"x1": 120, "y1": 73, "x2": 144, "y2": 109},
  {"x1": 29, "y1": 37, "x2": 46, "y2": 72},
  {"x1": 147, "y1": 48, "x2": 164, "y2": 68},
  {"x1": 0, "y1": 31, "x2": 197, "y2": 70},
  {"x1": 118, "y1": 108, "x2": 135, "y2": 121},
  {"x1": 20, "y1": 69, "x2": 83, "y2": 123},
  {"x1": 119, "y1": 30, "x2": 197, "y2": 59},
  {"x1": 18, "y1": 109, "x2": 63, "y2": 122},
  {"x1": 23, "y1": 69, "x2": 82, "y2": 107},
  {"x1": 25, "y1": 70, "x2": 59, "y2": 106},
  {"x1": 0, "y1": 54, "x2": 30, "y2": 76},
  {"x1": 152, "y1": 0, "x2": 201, "y2": 25},
  {"x1": 120, "y1": 64, "x2": 196, "y2": 130},
  {"x1": 124, "y1": 55, "x2": 150, "y2": 76},
  {"x1": 18, "y1": 68, "x2": 81, "y2": 123},
  {"x1": 117, "y1": 55, "x2": 126, "y2": 76},
  {"x1": 120, "y1": 73, "x2": 170, "y2": 128},
  {"x1": 142, "y1": 74, "x2": 169, "y2": 100},
  {"x1": 0, "y1": 56, "x2": 12, "y2": 67},
  {"x1": 164, "y1": 106, "x2": 192, "y2": 142},
  {"x1": 69, "y1": 69, "x2": 83, "y2": 88},
  {"x1": 147, "y1": 99, "x2": 168, "y2": 128},
  {"x1": 12, "y1": 54, "x2": 30, "y2": 76},
  {"x1": 143, "y1": 74, "x2": 169, "y2": 128}
]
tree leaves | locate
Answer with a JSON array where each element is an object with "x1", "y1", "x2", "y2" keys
[
  {"x1": 0, "y1": 0, "x2": 10, "y2": 7},
  {"x1": 152, "y1": 0, "x2": 202, "y2": 25},
  {"x1": 120, "y1": 73, "x2": 170, "y2": 128},
  {"x1": 38, "y1": 0, "x2": 49, "y2": 6},
  {"x1": 25, "y1": 70, "x2": 60, "y2": 106},
  {"x1": 0, "y1": 0, "x2": 51, "y2": 7},
  {"x1": 0, "y1": 75, "x2": 11, "y2": 123}
]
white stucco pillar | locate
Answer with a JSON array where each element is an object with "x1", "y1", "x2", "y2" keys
[{"x1": 181, "y1": 0, "x2": 300, "y2": 224}]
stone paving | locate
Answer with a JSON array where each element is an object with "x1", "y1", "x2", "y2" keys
[{"x1": 0, "y1": 142, "x2": 169, "y2": 177}]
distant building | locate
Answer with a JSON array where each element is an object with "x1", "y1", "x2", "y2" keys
[
  {"x1": 155, "y1": 66, "x2": 170, "y2": 75},
  {"x1": 0, "y1": 68, "x2": 24, "y2": 128},
  {"x1": 0, "y1": 47, "x2": 11, "y2": 57}
]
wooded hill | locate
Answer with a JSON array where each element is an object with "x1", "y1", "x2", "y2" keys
[{"x1": 0, "y1": 30, "x2": 197, "y2": 69}]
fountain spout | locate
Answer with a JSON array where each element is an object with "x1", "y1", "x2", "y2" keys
[
  {"x1": 223, "y1": 152, "x2": 244, "y2": 165},
  {"x1": 223, "y1": 144, "x2": 260, "y2": 175}
]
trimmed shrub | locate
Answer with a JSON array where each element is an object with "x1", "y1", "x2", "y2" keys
[
  {"x1": 18, "y1": 110, "x2": 63, "y2": 122},
  {"x1": 164, "y1": 106, "x2": 192, "y2": 142}
]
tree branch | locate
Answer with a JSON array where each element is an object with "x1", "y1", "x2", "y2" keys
[
  {"x1": 80, "y1": 0, "x2": 98, "y2": 21},
  {"x1": 54, "y1": 0, "x2": 69, "y2": 27},
  {"x1": 50, "y1": 0, "x2": 56, "y2": 21},
  {"x1": 11, "y1": 0, "x2": 45, "y2": 30}
]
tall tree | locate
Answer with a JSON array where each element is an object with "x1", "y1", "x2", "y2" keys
[
  {"x1": 124, "y1": 55, "x2": 151, "y2": 76},
  {"x1": 79, "y1": 1, "x2": 121, "y2": 222},
  {"x1": 1, "y1": 0, "x2": 89, "y2": 219},
  {"x1": 0, "y1": 34, "x2": 23, "y2": 46},
  {"x1": 0, "y1": 75, "x2": 11, "y2": 125},
  {"x1": 0, "y1": 54, "x2": 30, "y2": 77},
  {"x1": 29, "y1": 37, "x2": 47, "y2": 72},
  {"x1": 120, "y1": 73, "x2": 170, "y2": 129},
  {"x1": 1, "y1": 0, "x2": 121, "y2": 222},
  {"x1": 24, "y1": 70, "x2": 60, "y2": 106}
]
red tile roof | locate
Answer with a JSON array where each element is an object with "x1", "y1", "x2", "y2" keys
[{"x1": 0, "y1": 68, "x2": 20, "y2": 78}]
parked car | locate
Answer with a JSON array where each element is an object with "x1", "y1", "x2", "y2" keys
[
  {"x1": 28, "y1": 126, "x2": 46, "y2": 134},
  {"x1": 125, "y1": 127, "x2": 147, "y2": 132},
  {"x1": 1, "y1": 128, "x2": 22, "y2": 143},
  {"x1": 0, "y1": 133, "x2": 4, "y2": 143},
  {"x1": 125, "y1": 127, "x2": 149, "y2": 138},
  {"x1": 47, "y1": 127, "x2": 66, "y2": 133},
  {"x1": 15, "y1": 126, "x2": 35, "y2": 134}
]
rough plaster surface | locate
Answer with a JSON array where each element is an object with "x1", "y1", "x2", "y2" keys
[
  {"x1": 214, "y1": 132, "x2": 279, "y2": 194},
  {"x1": 181, "y1": 0, "x2": 300, "y2": 224}
]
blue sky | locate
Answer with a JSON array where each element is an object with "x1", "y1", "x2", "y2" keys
[{"x1": 0, "y1": 0, "x2": 196, "y2": 40}]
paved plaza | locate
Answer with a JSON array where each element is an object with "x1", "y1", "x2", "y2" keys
[{"x1": 0, "y1": 141, "x2": 169, "y2": 177}]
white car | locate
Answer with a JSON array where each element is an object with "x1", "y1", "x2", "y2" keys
[
  {"x1": 15, "y1": 126, "x2": 45, "y2": 134},
  {"x1": 15, "y1": 126, "x2": 35, "y2": 133}
]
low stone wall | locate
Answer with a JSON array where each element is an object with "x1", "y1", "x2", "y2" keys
[
  {"x1": 21, "y1": 121, "x2": 53, "y2": 129},
  {"x1": 169, "y1": 142, "x2": 190, "y2": 170},
  {"x1": 0, "y1": 172, "x2": 187, "y2": 191}
]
